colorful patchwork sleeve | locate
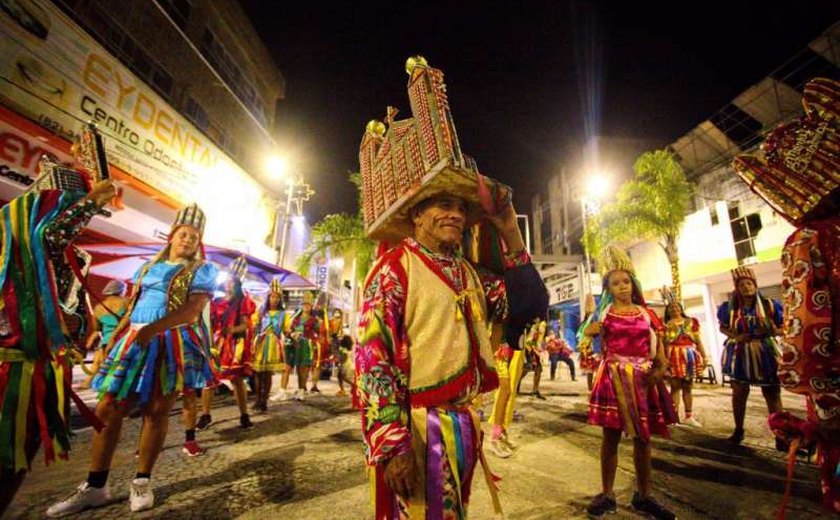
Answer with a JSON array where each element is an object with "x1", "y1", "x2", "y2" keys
[
  {"x1": 355, "y1": 249, "x2": 411, "y2": 465},
  {"x1": 44, "y1": 197, "x2": 98, "y2": 258},
  {"x1": 778, "y1": 228, "x2": 840, "y2": 419}
]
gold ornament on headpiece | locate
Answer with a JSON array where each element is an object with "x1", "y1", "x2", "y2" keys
[
  {"x1": 732, "y1": 77, "x2": 840, "y2": 225},
  {"x1": 731, "y1": 266, "x2": 756, "y2": 286},
  {"x1": 269, "y1": 278, "x2": 283, "y2": 294},
  {"x1": 597, "y1": 245, "x2": 635, "y2": 278},
  {"x1": 172, "y1": 203, "x2": 206, "y2": 236}
]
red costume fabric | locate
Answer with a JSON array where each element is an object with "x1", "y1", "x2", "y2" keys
[
  {"x1": 775, "y1": 216, "x2": 840, "y2": 514},
  {"x1": 211, "y1": 295, "x2": 256, "y2": 379}
]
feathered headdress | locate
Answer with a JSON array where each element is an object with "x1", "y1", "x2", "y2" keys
[
  {"x1": 598, "y1": 245, "x2": 635, "y2": 278},
  {"x1": 731, "y1": 265, "x2": 756, "y2": 286}
]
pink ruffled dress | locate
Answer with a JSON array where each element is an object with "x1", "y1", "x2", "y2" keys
[{"x1": 588, "y1": 307, "x2": 677, "y2": 441}]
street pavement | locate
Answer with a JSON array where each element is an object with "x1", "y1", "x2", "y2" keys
[{"x1": 4, "y1": 370, "x2": 833, "y2": 519}]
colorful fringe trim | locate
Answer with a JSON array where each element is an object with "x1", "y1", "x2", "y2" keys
[
  {"x1": 0, "y1": 191, "x2": 103, "y2": 472},
  {"x1": 93, "y1": 320, "x2": 215, "y2": 405},
  {"x1": 371, "y1": 406, "x2": 502, "y2": 519}
]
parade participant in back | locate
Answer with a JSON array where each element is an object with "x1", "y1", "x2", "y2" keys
[
  {"x1": 717, "y1": 266, "x2": 784, "y2": 447},
  {"x1": 201, "y1": 256, "x2": 257, "y2": 430},
  {"x1": 252, "y1": 278, "x2": 287, "y2": 412},
  {"x1": 732, "y1": 77, "x2": 840, "y2": 515},
  {"x1": 79, "y1": 280, "x2": 128, "y2": 390},
  {"x1": 582, "y1": 246, "x2": 677, "y2": 520},
  {"x1": 289, "y1": 292, "x2": 320, "y2": 399},
  {"x1": 662, "y1": 292, "x2": 707, "y2": 427},
  {"x1": 0, "y1": 157, "x2": 115, "y2": 512},
  {"x1": 47, "y1": 204, "x2": 217, "y2": 516},
  {"x1": 546, "y1": 328, "x2": 576, "y2": 382}
]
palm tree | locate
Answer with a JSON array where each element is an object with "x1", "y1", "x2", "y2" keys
[
  {"x1": 584, "y1": 149, "x2": 693, "y2": 301},
  {"x1": 295, "y1": 172, "x2": 375, "y2": 284}
]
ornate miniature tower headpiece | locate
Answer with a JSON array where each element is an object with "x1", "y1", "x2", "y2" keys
[{"x1": 358, "y1": 56, "x2": 510, "y2": 240}]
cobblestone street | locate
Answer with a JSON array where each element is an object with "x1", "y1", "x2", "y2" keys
[{"x1": 4, "y1": 372, "x2": 832, "y2": 519}]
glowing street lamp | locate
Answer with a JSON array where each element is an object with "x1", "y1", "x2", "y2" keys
[{"x1": 266, "y1": 155, "x2": 290, "y2": 181}]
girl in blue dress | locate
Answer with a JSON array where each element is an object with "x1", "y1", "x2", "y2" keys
[
  {"x1": 48, "y1": 204, "x2": 218, "y2": 516},
  {"x1": 717, "y1": 266, "x2": 784, "y2": 447}
]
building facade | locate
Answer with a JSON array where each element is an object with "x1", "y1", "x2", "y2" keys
[
  {"x1": 0, "y1": 0, "x2": 285, "y2": 261},
  {"x1": 531, "y1": 21, "x2": 840, "y2": 377}
]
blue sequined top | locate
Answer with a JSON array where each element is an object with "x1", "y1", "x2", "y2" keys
[{"x1": 130, "y1": 261, "x2": 218, "y2": 324}]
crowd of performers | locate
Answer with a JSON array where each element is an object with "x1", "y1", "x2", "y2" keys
[
  {"x1": 0, "y1": 76, "x2": 837, "y2": 520},
  {"x1": 0, "y1": 147, "x2": 354, "y2": 515}
]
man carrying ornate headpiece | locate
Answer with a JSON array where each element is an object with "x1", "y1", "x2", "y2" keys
[
  {"x1": 0, "y1": 151, "x2": 116, "y2": 511},
  {"x1": 733, "y1": 77, "x2": 840, "y2": 515},
  {"x1": 48, "y1": 203, "x2": 219, "y2": 516},
  {"x1": 579, "y1": 246, "x2": 677, "y2": 519},
  {"x1": 354, "y1": 56, "x2": 547, "y2": 519},
  {"x1": 716, "y1": 265, "x2": 784, "y2": 448},
  {"x1": 200, "y1": 255, "x2": 257, "y2": 431}
]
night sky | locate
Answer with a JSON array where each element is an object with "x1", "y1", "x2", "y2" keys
[{"x1": 239, "y1": 1, "x2": 839, "y2": 222}]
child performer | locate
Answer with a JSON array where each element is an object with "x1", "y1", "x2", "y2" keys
[
  {"x1": 581, "y1": 246, "x2": 677, "y2": 519},
  {"x1": 252, "y1": 278, "x2": 287, "y2": 412}
]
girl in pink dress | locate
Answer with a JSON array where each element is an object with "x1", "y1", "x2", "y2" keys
[{"x1": 580, "y1": 246, "x2": 677, "y2": 519}]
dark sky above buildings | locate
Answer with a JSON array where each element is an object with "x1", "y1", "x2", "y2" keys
[{"x1": 239, "y1": 1, "x2": 839, "y2": 221}]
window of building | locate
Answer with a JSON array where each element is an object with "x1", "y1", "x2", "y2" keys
[
  {"x1": 200, "y1": 28, "x2": 270, "y2": 129},
  {"x1": 86, "y1": 5, "x2": 175, "y2": 100},
  {"x1": 158, "y1": 0, "x2": 192, "y2": 30},
  {"x1": 709, "y1": 207, "x2": 719, "y2": 226},
  {"x1": 729, "y1": 208, "x2": 763, "y2": 264},
  {"x1": 184, "y1": 97, "x2": 209, "y2": 131},
  {"x1": 541, "y1": 236, "x2": 554, "y2": 255}
]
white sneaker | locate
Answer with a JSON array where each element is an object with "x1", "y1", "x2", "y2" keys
[
  {"x1": 129, "y1": 478, "x2": 154, "y2": 513},
  {"x1": 501, "y1": 432, "x2": 517, "y2": 450},
  {"x1": 487, "y1": 438, "x2": 512, "y2": 458},
  {"x1": 269, "y1": 389, "x2": 288, "y2": 402},
  {"x1": 46, "y1": 481, "x2": 111, "y2": 517},
  {"x1": 295, "y1": 389, "x2": 305, "y2": 401},
  {"x1": 683, "y1": 416, "x2": 703, "y2": 428}
]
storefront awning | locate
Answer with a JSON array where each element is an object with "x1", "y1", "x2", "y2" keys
[{"x1": 81, "y1": 242, "x2": 316, "y2": 291}]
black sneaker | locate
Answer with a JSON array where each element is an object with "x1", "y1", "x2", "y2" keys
[
  {"x1": 239, "y1": 414, "x2": 254, "y2": 430},
  {"x1": 586, "y1": 493, "x2": 617, "y2": 518},
  {"x1": 196, "y1": 414, "x2": 212, "y2": 431},
  {"x1": 533, "y1": 392, "x2": 547, "y2": 401},
  {"x1": 631, "y1": 493, "x2": 676, "y2": 520},
  {"x1": 727, "y1": 427, "x2": 744, "y2": 445}
]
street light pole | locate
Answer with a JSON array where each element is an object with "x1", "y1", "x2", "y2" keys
[
  {"x1": 277, "y1": 180, "x2": 294, "y2": 267},
  {"x1": 580, "y1": 196, "x2": 593, "y2": 293}
]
